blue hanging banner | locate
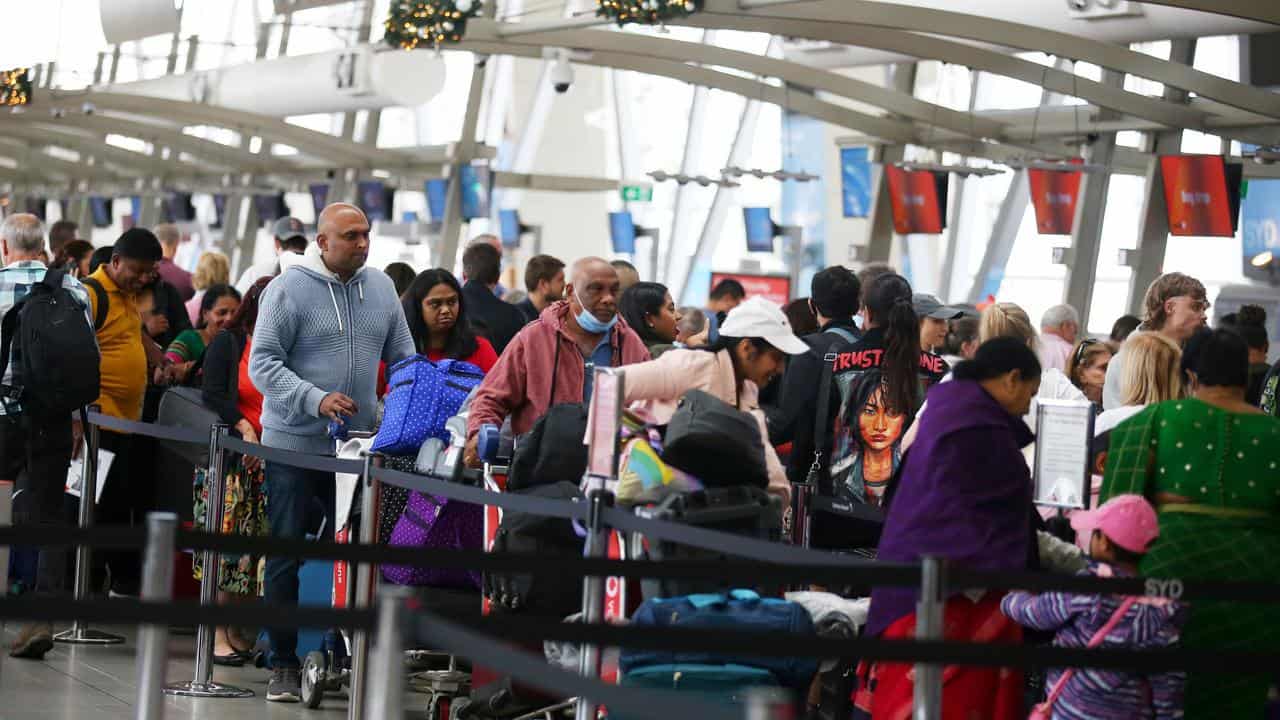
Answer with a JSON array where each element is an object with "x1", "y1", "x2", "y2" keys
[
  {"x1": 1242, "y1": 179, "x2": 1280, "y2": 281},
  {"x1": 840, "y1": 147, "x2": 872, "y2": 218}
]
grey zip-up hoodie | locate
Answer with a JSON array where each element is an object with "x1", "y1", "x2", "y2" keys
[{"x1": 249, "y1": 252, "x2": 414, "y2": 455}]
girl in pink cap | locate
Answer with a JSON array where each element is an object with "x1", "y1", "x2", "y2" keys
[{"x1": 1001, "y1": 494, "x2": 1186, "y2": 719}]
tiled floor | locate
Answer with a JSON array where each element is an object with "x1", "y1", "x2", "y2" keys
[{"x1": 0, "y1": 624, "x2": 396, "y2": 719}]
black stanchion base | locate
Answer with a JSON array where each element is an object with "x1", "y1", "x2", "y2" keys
[
  {"x1": 53, "y1": 627, "x2": 125, "y2": 645},
  {"x1": 163, "y1": 681, "x2": 255, "y2": 698}
]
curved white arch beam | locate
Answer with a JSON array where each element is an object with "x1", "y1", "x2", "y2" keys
[
  {"x1": 675, "y1": 12, "x2": 1231, "y2": 135},
  {"x1": 42, "y1": 91, "x2": 412, "y2": 170},
  {"x1": 1136, "y1": 0, "x2": 1280, "y2": 25},
  {"x1": 0, "y1": 125, "x2": 183, "y2": 177},
  {"x1": 731, "y1": 0, "x2": 1280, "y2": 119},
  {"x1": 463, "y1": 39, "x2": 921, "y2": 143},
  {"x1": 474, "y1": 20, "x2": 1006, "y2": 140},
  {"x1": 0, "y1": 138, "x2": 124, "y2": 184},
  {"x1": 0, "y1": 113, "x2": 293, "y2": 174}
]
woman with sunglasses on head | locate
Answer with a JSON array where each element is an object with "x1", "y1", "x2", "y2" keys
[
  {"x1": 401, "y1": 269, "x2": 498, "y2": 372},
  {"x1": 1102, "y1": 272, "x2": 1208, "y2": 410},
  {"x1": 1067, "y1": 338, "x2": 1112, "y2": 408}
]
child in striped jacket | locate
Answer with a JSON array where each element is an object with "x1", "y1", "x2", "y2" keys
[{"x1": 1001, "y1": 495, "x2": 1185, "y2": 719}]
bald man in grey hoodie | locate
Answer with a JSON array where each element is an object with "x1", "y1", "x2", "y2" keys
[{"x1": 250, "y1": 203, "x2": 413, "y2": 702}]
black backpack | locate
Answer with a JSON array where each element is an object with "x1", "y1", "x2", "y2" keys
[
  {"x1": 506, "y1": 403, "x2": 589, "y2": 491},
  {"x1": 0, "y1": 268, "x2": 101, "y2": 418},
  {"x1": 662, "y1": 389, "x2": 768, "y2": 489}
]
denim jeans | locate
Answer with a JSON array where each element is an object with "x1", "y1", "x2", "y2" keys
[
  {"x1": 263, "y1": 459, "x2": 334, "y2": 669},
  {"x1": 1, "y1": 413, "x2": 72, "y2": 596}
]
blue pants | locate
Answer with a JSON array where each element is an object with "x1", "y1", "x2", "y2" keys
[{"x1": 263, "y1": 460, "x2": 334, "y2": 669}]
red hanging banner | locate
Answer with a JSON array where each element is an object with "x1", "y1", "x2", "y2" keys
[
  {"x1": 1027, "y1": 159, "x2": 1084, "y2": 235},
  {"x1": 885, "y1": 166, "x2": 948, "y2": 235},
  {"x1": 1160, "y1": 154, "x2": 1243, "y2": 237}
]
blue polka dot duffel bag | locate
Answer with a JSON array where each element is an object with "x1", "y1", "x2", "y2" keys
[{"x1": 372, "y1": 355, "x2": 485, "y2": 456}]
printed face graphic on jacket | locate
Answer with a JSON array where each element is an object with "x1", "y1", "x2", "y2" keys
[{"x1": 859, "y1": 383, "x2": 906, "y2": 454}]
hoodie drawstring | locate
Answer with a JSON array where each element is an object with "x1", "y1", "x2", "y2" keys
[
  {"x1": 359, "y1": 282, "x2": 364, "y2": 303},
  {"x1": 327, "y1": 283, "x2": 344, "y2": 333}
]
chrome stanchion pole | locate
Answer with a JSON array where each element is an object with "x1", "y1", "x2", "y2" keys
[
  {"x1": 56, "y1": 405, "x2": 124, "y2": 644},
  {"x1": 165, "y1": 424, "x2": 252, "y2": 698},
  {"x1": 136, "y1": 512, "x2": 178, "y2": 720},
  {"x1": 913, "y1": 556, "x2": 945, "y2": 720},
  {"x1": 574, "y1": 481, "x2": 613, "y2": 720},
  {"x1": 362, "y1": 587, "x2": 409, "y2": 720},
  {"x1": 347, "y1": 451, "x2": 380, "y2": 720}
]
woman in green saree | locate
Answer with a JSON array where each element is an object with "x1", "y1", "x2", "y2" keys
[{"x1": 1101, "y1": 327, "x2": 1280, "y2": 718}]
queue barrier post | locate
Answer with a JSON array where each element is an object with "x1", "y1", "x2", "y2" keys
[
  {"x1": 136, "y1": 512, "x2": 178, "y2": 720},
  {"x1": 55, "y1": 406, "x2": 125, "y2": 645},
  {"x1": 165, "y1": 424, "x2": 253, "y2": 699},
  {"x1": 362, "y1": 587, "x2": 409, "y2": 720},
  {"x1": 347, "y1": 450, "x2": 381, "y2": 720},
  {"x1": 913, "y1": 555, "x2": 945, "y2": 720},
  {"x1": 574, "y1": 479, "x2": 614, "y2": 720}
]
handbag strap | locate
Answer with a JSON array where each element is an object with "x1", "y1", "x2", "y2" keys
[
  {"x1": 806, "y1": 350, "x2": 839, "y2": 486},
  {"x1": 1040, "y1": 596, "x2": 1138, "y2": 712},
  {"x1": 549, "y1": 333, "x2": 562, "y2": 407}
]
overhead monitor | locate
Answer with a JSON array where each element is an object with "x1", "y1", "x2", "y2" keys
[
  {"x1": 211, "y1": 194, "x2": 226, "y2": 229},
  {"x1": 357, "y1": 180, "x2": 396, "y2": 222},
  {"x1": 164, "y1": 191, "x2": 196, "y2": 223},
  {"x1": 1160, "y1": 154, "x2": 1243, "y2": 237},
  {"x1": 254, "y1": 193, "x2": 288, "y2": 224},
  {"x1": 840, "y1": 147, "x2": 872, "y2": 218},
  {"x1": 89, "y1": 196, "x2": 113, "y2": 228},
  {"x1": 24, "y1": 197, "x2": 45, "y2": 221},
  {"x1": 309, "y1": 183, "x2": 329, "y2": 219},
  {"x1": 1027, "y1": 160, "x2": 1083, "y2": 236},
  {"x1": 609, "y1": 211, "x2": 637, "y2": 254},
  {"x1": 425, "y1": 179, "x2": 448, "y2": 223},
  {"x1": 885, "y1": 166, "x2": 948, "y2": 235},
  {"x1": 459, "y1": 164, "x2": 492, "y2": 220},
  {"x1": 743, "y1": 207, "x2": 777, "y2": 252},
  {"x1": 499, "y1": 209, "x2": 523, "y2": 248}
]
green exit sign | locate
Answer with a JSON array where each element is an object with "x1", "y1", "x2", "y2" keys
[{"x1": 621, "y1": 185, "x2": 653, "y2": 202}]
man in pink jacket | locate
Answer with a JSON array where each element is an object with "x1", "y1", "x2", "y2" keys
[{"x1": 464, "y1": 257, "x2": 650, "y2": 465}]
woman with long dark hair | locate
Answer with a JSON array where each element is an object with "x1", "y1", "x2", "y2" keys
[
  {"x1": 401, "y1": 269, "x2": 498, "y2": 372},
  {"x1": 619, "y1": 281, "x2": 682, "y2": 358},
  {"x1": 163, "y1": 283, "x2": 241, "y2": 386},
  {"x1": 825, "y1": 273, "x2": 943, "y2": 508},
  {"x1": 860, "y1": 337, "x2": 1042, "y2": 719},
  {"x1": 193, "y1": 276, "x2": 272, "y2": 665}
]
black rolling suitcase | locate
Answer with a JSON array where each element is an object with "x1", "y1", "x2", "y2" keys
[{"x1": 634, "y1": 486, "x2": 782, "y2": 600}]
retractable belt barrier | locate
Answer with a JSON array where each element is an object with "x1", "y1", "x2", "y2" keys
[
  {"x1": 28, "y1": 408, "x2": 1280, "y2": 720},
  {"x1": 45, "y1": 411, "x2": 1280, "y2": 602},
  {"x1": 0, "y1": 591, "x2": 1278, "y2": 677}
]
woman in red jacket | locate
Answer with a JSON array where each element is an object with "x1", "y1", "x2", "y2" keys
[{"x1": 401, "y1": 268, "x2": 498, "y2": 372}]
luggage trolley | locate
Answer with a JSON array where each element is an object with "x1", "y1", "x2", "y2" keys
[{"x1": 300, "y1": 431, "x2": 482, "y2": 718}]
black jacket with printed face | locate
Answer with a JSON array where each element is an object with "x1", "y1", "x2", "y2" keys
[{"x1": 775, "y1": 319, "x2": 862, "y2": 487}]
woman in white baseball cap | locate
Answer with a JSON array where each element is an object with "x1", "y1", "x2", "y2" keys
[{"x1": 620, "y1": 296, "x2": 809, "y2": 504}]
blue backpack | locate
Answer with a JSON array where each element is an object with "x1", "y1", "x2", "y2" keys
[
  {"x1": 621, "y1": 589, "x2": 818, "y2": 691},
  {"x1": 372, "y1": 356, "x2": 485, "y2": 456}
]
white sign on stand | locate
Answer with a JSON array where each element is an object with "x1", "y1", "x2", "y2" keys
[
  {"x1": 586, "y1": 368, "x2": 624, "y2": 483},
  {"x1": 1033, "y1": 399, "x2": 1096, "y2": 510}
]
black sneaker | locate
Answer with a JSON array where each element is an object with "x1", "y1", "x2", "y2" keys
[{"x1": 266, "y1": 667, "x2": 302, "y2": 703}]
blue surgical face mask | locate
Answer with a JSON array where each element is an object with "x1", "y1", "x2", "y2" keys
[{"x1": 574, "y1": 288, "x2": 618, "y2": 334}]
